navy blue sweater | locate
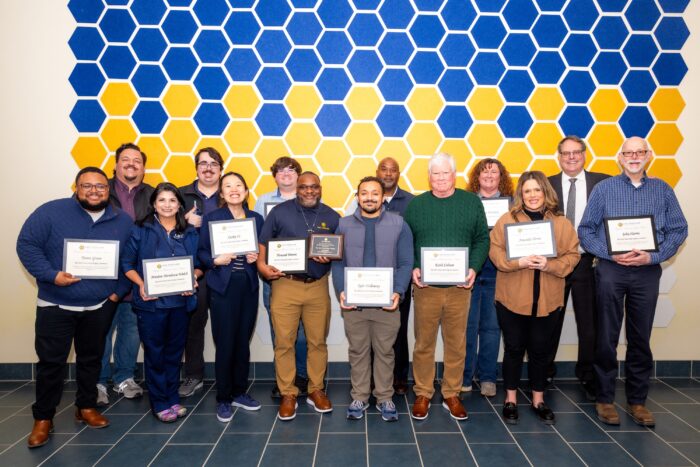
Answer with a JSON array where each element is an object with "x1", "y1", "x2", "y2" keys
[{"x1": 17, "y1": 197, "x2": 133, "y2": 306}]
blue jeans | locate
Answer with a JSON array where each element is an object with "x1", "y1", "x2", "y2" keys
[
  {"x1": 463, "y1": 271, "x2": 500, "y2": 385},
  {"x1": 99, "y1": 302, "x2": 141, "y2": 385},
  {"x1": 263, "y1": 281, "x2": 307, "y2": 378}
]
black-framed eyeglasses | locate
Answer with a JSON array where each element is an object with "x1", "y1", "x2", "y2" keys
[
  {"x1": 79, "y1": 183, "x2": 108, "y2": 192},
  {"x1": 197, "y1": 161, "x2": 221, "y2": 169}
]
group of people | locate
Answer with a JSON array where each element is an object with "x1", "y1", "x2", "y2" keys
[{"x1": 17, "y1": 134, "x2": 687, "y2": 448}]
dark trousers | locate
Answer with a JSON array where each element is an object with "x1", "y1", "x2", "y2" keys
[
  {"x1": 183, "y1": 276, "x2": 209, "y2": 380},
  {"x1": 210, "y1": 272, "x2": 258, "y2": 402},
  {"x1": 594, "y1": 260, "x2": 661, "y2": 405},
  {"x1": 393, "y1": 291, "x2": 412, "y2": 381},
  {"x1": 497, "y1": 302, "x2": 561, "y2": 393},
  {"x1": 33, "y1": 302, "x2": 116, "y2": 420},
  {"x1": 136, "y1": 306, "x2": 190, "y2": 413},
  {"x1": 547, "y1": 254, "x2": 597, "y2": 382}
]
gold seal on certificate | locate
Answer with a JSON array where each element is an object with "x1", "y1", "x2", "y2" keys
[
  {"x1": 344, "y1": 267, "x2": 393, "y2": 307},
  {"x1": 420, "y1": 247, "x2": 469, "y2": 285},
  {"x1": 209, "y1": 218, "x2": 259, "y2": 257},
  {"x1": 505, "y1": 220, "x2": 556, "y2": 260},
  {"x1": 63, "y1": 239, "x2": 119, "y2": 279},
  {"x1": 308, "y1": 234, "x2": 343, "y2": 259},
  {"x1": 266, "y1": 238, "x2": 307, "y2": 273},
  {"x1": 482, "y1": 197, "x2": 510, "y2": 228},
  {"x1": 604, "y1": 215, "x2": 659, "y2": 254},
  {"x1": 143, "y1": 256, "x2": 194, "y2": 298},
  {"x1": 264, "y1": 202, "x2": 281, "y2": 217}
]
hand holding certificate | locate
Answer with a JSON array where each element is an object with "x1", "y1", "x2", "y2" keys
[
  {"x1": 63, "y1": 239, "x2": 119, "y2": 279},
  {"x1": 143, "y1": 256, "x2": 194, "y2": 298},
  {"x1": 604, "y1": 216, "x2": 658, "y2": 254},
  {"x1": 505, "y1": 220, "x2": 556, "y2": 260},
  {"x1": 343, "y1": 268, "x2": 393, "y2": 308},
  {"x1": 209, "y1": 218, "x2": 259, "y2": 257},
  {"x1": 420, "y1": 247, "x2": 469, "y2": 285}
]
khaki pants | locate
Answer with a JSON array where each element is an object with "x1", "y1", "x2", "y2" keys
[
  {"x1": 343, "y1": 308, "x2": 401, "y2": 403},
  {"x1": 412, "y1": 285, "x2": 471, "y2": 399},
  {"x1": 270, "y1": 276, "x2": 331, "y2": 396}
]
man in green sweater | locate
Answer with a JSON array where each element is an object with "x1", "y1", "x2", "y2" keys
[{"x1": 404, "y1": 153, "x2": 490, "y2": 421}]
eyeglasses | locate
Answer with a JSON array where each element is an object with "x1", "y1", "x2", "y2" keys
[
  {"x1": 197, "y1": 161, "x2": 221, "y2": 169},
  {"x1": 298, "y1": 184, "x2": 320, "y2": 191},
  {"x1": 620, "y1": 150, "x2": 649, "y2": 159},
  {"x1": 79, "y1": 183, "x2": 108, "y2": 192},
  {"x1": 277, "y1": 167, "x2": 297, "y2": 175},
  {"x1": 559, "y1": 150, "x2": 584, "y2": 158}
]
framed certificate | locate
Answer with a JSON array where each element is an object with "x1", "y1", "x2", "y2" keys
[
  {"x1": 63, "y1": 239, "x2": 119, "y2": 280},
  {"x1": 344, "y1": 268, "x2": 393, "y2": 307},
  {"x1": 482, "y1": 197, "x2": 510, "y2": 228},
  {"x1": 308, "y1": 234, "x2": 344, "y2": 259},
  {"x1": 266, "y1": 237, "x2": 307, "y2": 273},
  {"x1": 420, "y1": 247, "x2": 469, "y2": 286},
  {"x1": 209, "y1": 218, "x2": 259, "y2": 257},
  {"x1": 143, "y1": 256, "x2": 195, "y2": 298},
  {"x1": 264, "y1": 202, "x2": 281, "y2": 217},
  {"x1": 505, "y1": 220, "x2": 557, "y2": 260},
  {"x1": 604, "y1": 215, "x2": 659, "y2": 254}
]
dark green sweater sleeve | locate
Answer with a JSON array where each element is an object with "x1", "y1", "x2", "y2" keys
[{"x1": 467, "y1": 195, "x2": 490, "y2": 274}]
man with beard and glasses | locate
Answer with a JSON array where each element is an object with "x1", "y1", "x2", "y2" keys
[
  {"x1": 17, "y1": 167, "x2": 133, "y2": 448},
  {"x1": 257, "y1": 172, "x2": 340, "y2": 421},
  {"x1": 177, "y1": 147, "x2": 223, "y2": 398},
  {"x1": 98, "y1": 143, "x2": 154, "y2": 405}
]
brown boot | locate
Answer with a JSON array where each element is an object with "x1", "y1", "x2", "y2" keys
[
  {"x1": 278, "y1": 395, "x2": 298, "y2": 421},
  {"x1": 596, "y1": 403, "x2": 620, "y2": 425},
  {"x1": 75, "y1": 408, "x2": 110, "y2": 428},
  {"x1": 411, "y1": 395, "x2": 431, "y2": 420},
  {"x1": 27, "y1": 420, "x2": 53, "y2": 448},
  {"x1": 628, "y1": 404, "x2": 655, "y2": 427}
]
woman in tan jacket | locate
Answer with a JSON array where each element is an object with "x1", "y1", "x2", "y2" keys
[{"x1": 490, "y1": 171, "x2": 580, "y2": 426}]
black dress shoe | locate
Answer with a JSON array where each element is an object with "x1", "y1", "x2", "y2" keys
[
  {"x1": 502, "y1": 402, "x2": 518, "y2": 425},
  {"x1": 532, "y1": 403, "x2": 555, "y2": 425},
  {"x1": 394, "y1": 379, "x2": 408, "y2": 395},
  {"x1": 581, "y1": 380, "x2": 596, "y2": 402},
  {"x1": 295, "y1": 376, "x2": 309, "y2": 397}
]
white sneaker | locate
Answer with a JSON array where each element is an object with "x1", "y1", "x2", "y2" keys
[
  {"x1": 96, "y1": 384, "x2": 109, "y2": 406},
  {"x1": 114, "y1": 378, "x2": 143, "y2": 399}
]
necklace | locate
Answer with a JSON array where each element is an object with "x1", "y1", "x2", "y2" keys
[{"x1": 300, "y1": 205, "x2": 319, "y2": 234}]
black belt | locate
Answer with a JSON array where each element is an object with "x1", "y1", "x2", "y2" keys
[{"x1": 283, "y1": 274, "x2": 320, "y2": 284}]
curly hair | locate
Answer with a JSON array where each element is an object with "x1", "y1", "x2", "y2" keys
[{"x1": 466, "y1": 158, "x2": 514, "y2": 197}]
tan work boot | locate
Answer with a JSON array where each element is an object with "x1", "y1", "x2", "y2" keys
[
  {"x1": 596, "y1": 403, "x2": 620, "y2": 425},
  {"x1": 628, "y1": 404, "x2": 655, "y2": 427}
]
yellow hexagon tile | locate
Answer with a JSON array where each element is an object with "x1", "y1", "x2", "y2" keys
[
  {"x1": 407, "y1": 122, "x2": 442, "y2": 155},
  {"x1": 100, "y1": 82, "x2": 137, "y2": 116},
  {"x1": 285, "y1": 85, "x2": 322, "y2": 119},
  {"x1": 498, "y1": 142, "x2": 533, "y2": 174},
  {"x1": 528, "y1": 158, "x2": 560, "y2": 176},
  {"x1": 224, "y1": 121, "x2": 260, "y2": 154},
  {"x1": 650, "y1": 88, "x2": 685, "y2": 121},
  {"x1": 346, "y1": 122, "x2": 382, "y2": 156},
  {"x1": 440, "y1": 139, "x2": 472, "y2": 174},
  {"x1": 467, "y1": 87, "x2": 504, "y2": 121},
  {"x1": 71, "y1": 136, "x2": 108, "y2": 168},
  {"x1": 375, "y1": 140, "x2": 412, "y2": 171},
  {"x1": 254, "y1": 139, "x2": 290, "y2": 174},
  {"x1": 163, "y1": 84, "x2": 200, "y2": 118},
  {"x1": 285, "y1": 122, "x2": 322, "y2": 155},
  {"x1": 196, "y1": 137, "x2": 231, "y2": 159},
  {"x1": 405, "y1": 157, "x2": 431, "y2": 192},
  {"x1": 648, "y1": 123, "x2": 683, "y2": 156},
  {"x1": 407, "y1": 87, "x2": 445, "y2": 120},
  {"x1": 297, "y1": 156, "x2": 323, "y2": 175},
  {"x1": 163, "y1": 120, "x2": 200, "y2": 153},
  {"x1": 163, "y1": 155, "x2": 195, "y2": 187},
  {"x1": 527, "y1": 123, "x2": 563, "y2": 156},
  {"x1": 345, "y1": 157, "x2": 379, "y2": 189},
  {"x1": 316, "y1": 140, "x2": 352, "y2": 173},
  {"x1": 528, "y1": 87, "x2": 565, "y2": 121},
  {"x1": 467, "y1": 123, "x2": 503, "y2": 157},
  {"x1": 224, "y1": 156, "x2": 262, "y2": 188},
  {"x1": 588, "y1": 124, "x2": 624, "y2": 158},
  {"x1": 345, "y1": 86, "x2": 383, "y2": 120},
  {"x1": 101, "y1": 118, "x2": 138, "y2": 152},
  {"x1": 144, "y1": 172, "x2": 165, "y2": 186},
  {"x1": 223, "y1": 85, "x2": 261, "y2": 119},
  {"x1": 319, "y1": 174, "x2": 351, "y2": 209},
  {"x1": 647, "y1": 157, "x2": 682, "y2": 187},
  {"x1": 588, "y1": 158, "x2": 621, "y2": 176},
  {"x1": 253, "y1": 174, "x2": 277, "y2": 198},
  {"x1": 589, "y1": 89, "x2": 625, "y2": 122},
  {"x1": 136, "y1": 136, "x2": 169, "y2": 170}
]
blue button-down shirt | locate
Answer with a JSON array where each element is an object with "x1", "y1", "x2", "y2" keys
[
  {"x1": 254, "y1": 189, "x2": 295, "y2": 219},
  {"x1": 578, "y1": 173, "x2": 687, "y2": 264}
]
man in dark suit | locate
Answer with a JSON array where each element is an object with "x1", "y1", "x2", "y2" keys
[{"x1": 547, "y1": 135, "x2": 609, "y2": 401}]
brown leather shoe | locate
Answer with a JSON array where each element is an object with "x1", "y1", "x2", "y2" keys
[
  {"x1": 442, "y1": 396, "x2": 468, "y2": 421},
  {"x1": 628, "y1": 404, "x2": 655, "y2": 427},
  {"x1": 596, "y1": 403, "x2": 620, "y2": 425},
  {"x1": 393, "y1": 379, "x2": 408, "y2": 396},
  {"x1": 278, "y1": 394, "x2": 298, "y2": 421},
  {"x1": 75, "y1": 408, "x2": 110, "y2": 428},
  {"x1": 306, "y1": 390, "x2": 333, "y2": 413},
  {"x1": 411, "y1": 395, "x2": 431, "y2": 420},
  {"x1": 27, "y1": 420, "x2": 53, "y2": 448}
]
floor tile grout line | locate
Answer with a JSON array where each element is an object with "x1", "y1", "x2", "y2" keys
[
  {"x1": 0, "y1": 400, "x2": 36, "y2": 455},
  {"x1": 405, "y1": 393, "x2": 425, "y2": 467},
  {"x1": 255, "y1": 373, "x2": 279, "y2": 467},
  {"x1": 656, "y1": 378, "x2": 700, "y2": 403},
  {"x1": 650, "y1": 399, "x2": 700, "y2": 433},
  {"x1": 480, "y1": 388, "x2": 534, "y2": 467},
  {"x1": 310, "y1": 398, "x2": 323, "y2": 467},
  {"x1": 201, "y1": 380, "x2": 253, "y2": 466},
  {"x1": 37, "y1": 398, "x2": 97, "y2": 467},
  {"x1": 90, "y1": 410, "x2": 151, "y2": 466},
  {"x1": 364, "y1": 404, "x2": 369, "y2": 467}
]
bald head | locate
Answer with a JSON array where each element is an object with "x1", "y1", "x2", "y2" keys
[{"x1": 376, "y1": 157, "x2": 400, "y2": 194}]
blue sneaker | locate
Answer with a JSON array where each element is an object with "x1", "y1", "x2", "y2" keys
[
  {"x1": 216, "y1": 402, "x2": 233, "y2": 422},
  {"x1": 233, "y1": 393, "x2": 261, "y2": 411},
  {"x1": 377, "y1": 400, "x2": 398, "y2": 422},
  {"x1": 346, "y1": 400, "x2": 369, "y2": 420}
]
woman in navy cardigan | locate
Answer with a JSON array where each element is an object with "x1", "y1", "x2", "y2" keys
[
  {"x1": 121, "y1": 183, "x2": 202, "y2": 422},
  {"x1": 198, "y1": 172, "x2": 264, "y2": 422}
]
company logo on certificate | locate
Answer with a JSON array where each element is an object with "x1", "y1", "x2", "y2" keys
[
  {"x1": 604, "y1": 215, "x2": 659, "y2": 254},
  {"x1": 482, "y1": 197, "x2": 510, "y2": 228},
  {"x1": 344, "y1": 267, "x2": 393, "y2": 307},
  {"x1": 143, "y1": 256, "x2": 194, "y2": 298},
  {"x1": 63, "y1": 239, "x2": 119, "y2": 279},
  {"x1": 266, "y1": 237, "x2": 307, "y2": 273},
  {"x1": 505, "y1": 220, "x2": 556, "y2": 260},
  {"x1": 209, "y1": 218, "x2": 258, "y2": 257},
  {"x1": 420, "y1": 247, "x2": 469, "y2": 285}
]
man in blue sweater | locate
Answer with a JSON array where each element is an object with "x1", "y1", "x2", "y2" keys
[{"x1": 17, "y1": 167, "x2": 133, "y2": 448}]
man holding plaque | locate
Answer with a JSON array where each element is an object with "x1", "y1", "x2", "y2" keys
[
  {"x1": 579, "y1": 136, "x2": 687, "y2": 427},
  {"x1": 404, "y1": 153, "x2": 490, "y2": 421},
  {"x1": 257, "y1": 172, "x2": 340, "y2": 421},
  {"x1": 331, "y1": 176, "x2": 413, "y2": 422},
  {"x1": 17, "y1": 167, "x2": 133, "y2": 448}
]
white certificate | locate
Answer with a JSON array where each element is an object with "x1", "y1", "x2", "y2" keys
[
  {"x1": 264, "y1": 202, "x2": 281, "y2": 217},
  {"x1": 143, "y1": 256, "x2": 194, "y2": 298},
  {"x1": 209, "y1": 218, "x2": 258, "y2": 257},
  {"x1": 604, "y1": 216, "x2": 659, "y2": 254},
  {"x1": 63, "y1": 239, "x2": 119, "y2": 279},
  {"x1": 482, "y1": 197, "x2": 510, "y2": 228},
  {"x1": 344, "y1": 267, "x2": 393, "y2": 307},
  {"x1": 420, "y1": 247, "x2": 469, "y2": 285},
  {"x1": 266, "y1": 238, "x2": 307, "y2": 273},
  {"x1": 505, "y1": 220, "x2": 556, "y2": 260}
]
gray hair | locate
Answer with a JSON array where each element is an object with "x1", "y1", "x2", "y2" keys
[{"x1": 428, "y1": 152, "x2": 456, "y2": 174}]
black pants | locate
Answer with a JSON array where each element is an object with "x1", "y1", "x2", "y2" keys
[
  {"x1": 183, "y1": 276, "x2": 209, "y2": 380},
  {"x1": 33, "y1": 302, "x2": 117, "y2": 420},
  {"x1": 497, "y1": 302, "x2": 561, "y2": 393},
  {"x1": 594, "y1": 260, "x2": 661, "y2": 405},
  {"x1": 547, "y1": 254, "x2": 597, "y2": 382},
  {"x1": 210, "y1": 272, "x2": 258, "y2": 402},
  {"x1": 393, "y1": 291, "x2": 412, "y2": 381}
]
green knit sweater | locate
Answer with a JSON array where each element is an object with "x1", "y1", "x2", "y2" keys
[{"x1": 404, "y1": 189, "x2": 490, "y2": 272}]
